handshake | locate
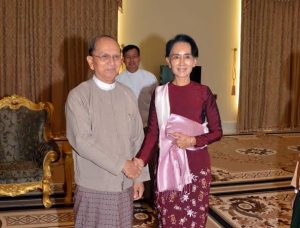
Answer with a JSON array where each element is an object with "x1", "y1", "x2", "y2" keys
[{"x1": 123, "y1": 158, "x2": 145, "y2": 179}]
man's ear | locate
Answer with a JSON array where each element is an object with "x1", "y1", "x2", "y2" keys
[{"x1": 86, "y1": 56, "x2": 94, "y2": 70}]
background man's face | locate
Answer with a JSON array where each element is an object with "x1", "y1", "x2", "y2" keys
[{"x1": 123, "y1": 48, "x2": 140, "y2": 73}]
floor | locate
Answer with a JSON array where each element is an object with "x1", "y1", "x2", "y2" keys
[{"x1": 1, "y1": 132, "x2": 299, "y2": 227}]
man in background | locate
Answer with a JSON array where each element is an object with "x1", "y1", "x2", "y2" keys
[
  {"x1": 117, "y1": 45, "x2": 158, "y2": 204},
  {"x1": 117, "y1": 44, "x2": 158, "y2": 128},
  {"x1": 65, "y1": 35, "x2": 149, "y2": 227}
]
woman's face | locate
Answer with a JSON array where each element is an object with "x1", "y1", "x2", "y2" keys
[{"x1": 166, "y1": 41, "x2": 197, "y2": 80}]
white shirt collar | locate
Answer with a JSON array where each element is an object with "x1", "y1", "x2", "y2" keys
[
  {"x1": 93, "y1": 75, "x2": 116, "y2": 91},
  {"x1": 126, "y1": 69, "x2": 139, "y2": 75}
]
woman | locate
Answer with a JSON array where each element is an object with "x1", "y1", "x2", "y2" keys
[{"x1": 136, "y1": 34, "x2": 222, "y2": 227}]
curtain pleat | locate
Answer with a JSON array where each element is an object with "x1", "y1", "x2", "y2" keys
[
  {"x1": 0, "y1": 0, "x2": 119, "y2": 135},
  {"x1": 238, "y1": 0, "x2": 300, "y2": 132}
]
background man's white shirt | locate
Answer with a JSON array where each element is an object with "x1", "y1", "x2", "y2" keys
[{"x1": 117, "y1": 69, "x2": 157, "y2": 127}]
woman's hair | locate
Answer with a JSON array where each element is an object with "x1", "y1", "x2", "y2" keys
[{"x1": 165, "y1": 34, "x2": 198, "y2": 58}]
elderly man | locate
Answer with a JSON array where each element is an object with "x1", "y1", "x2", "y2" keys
[{"x1": 65, "y1": 35, "x2": 149, "y2": 227}]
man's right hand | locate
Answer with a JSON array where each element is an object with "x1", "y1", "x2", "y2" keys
[
  {"x1": 123, "y1": 159, "x2": 143, "y2": 179},
  {"x1": 133, "y1": 158, "x2": 144, "y2": 168}
]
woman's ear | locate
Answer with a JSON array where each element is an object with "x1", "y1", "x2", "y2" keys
[
  {"x1": 193, "y1": 58, "x2": 197, "y2": 67},
  {"x1": 166, "y1": 57, "x2": 171, "y2": 68}
]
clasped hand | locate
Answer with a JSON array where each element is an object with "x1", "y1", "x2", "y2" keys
[
  {"x1": 123, "y1": 158, "x2": 144, "y2": 179},
  {"x1": 169, "y1": 132, "x2": 195, "y2": 149}
]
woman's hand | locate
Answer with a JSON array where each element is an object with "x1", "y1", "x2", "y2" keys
[{"x1": 169, "y1": 132, "x2": 196, "y2": 149}]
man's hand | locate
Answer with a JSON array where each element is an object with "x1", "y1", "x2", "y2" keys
[
  {"x1": 123, "y1": 160, "x2": 142, "y2": 179},
  {"x1": 133, "y1": 158, "x2": 144, "y2": 168},
  {"x1": 133, "y1": 182, "x2": 144, "y2": 200}
]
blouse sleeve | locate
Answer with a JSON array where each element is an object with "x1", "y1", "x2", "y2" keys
[
  {"x1": 195, "y1": 87, "x2": 223, "y2": 147},
  {"x1": 136, "y1": 92, "x2": 159, "y2": 165}
]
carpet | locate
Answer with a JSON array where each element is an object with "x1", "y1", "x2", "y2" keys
[
  {"x1": 209, "y1": 189, "x2": 294, "y2": 228},
  {"x1": 0, "y1": 208, "x2": 74, "y2": 228},
  {"x1": 133, "y1": 202, "x2": 158, "y2": 228},
  {"x1": 207, "y1": 133, "x2": 299, "y2": 227},
  {"x1": 0, "y1": 202, "x2": 157, "y2": 228},
  {"x1": 2, "y1": 133, "x2": 299, "y2": 227},
  {"x1": 209, "y1": 133, "x2": 300, "y2": 186}
]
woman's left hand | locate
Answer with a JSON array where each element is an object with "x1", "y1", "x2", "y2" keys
[{"x1": 170, "y1": 132, "x2": 195, "y2": 149}]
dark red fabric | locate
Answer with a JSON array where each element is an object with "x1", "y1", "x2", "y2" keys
[
  {"x1": 137, "y1": 82, "x2": 222, "y2": 164},
  {"x1": 156, "y1": 151, "x2": 211, "y2": 227},
  {"x1": 137, "y1": 82, "x2": 222, "y2": 227}
]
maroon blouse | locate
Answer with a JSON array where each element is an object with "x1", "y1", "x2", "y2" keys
[{"x1": 137, "y1": 82, "x2": 222, "y2": 164}]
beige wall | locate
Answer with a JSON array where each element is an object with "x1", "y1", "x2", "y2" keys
[{"x1": 118, "y1": 0, "x2": 241, "y2": 134}]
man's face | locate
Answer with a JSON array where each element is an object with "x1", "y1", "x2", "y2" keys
[
  {"x1": 87, "y1": 37, "x2": 122, "y2": 83},
  {"x1": 123, "y1": 48, "x2": 140, "y2": 73}
]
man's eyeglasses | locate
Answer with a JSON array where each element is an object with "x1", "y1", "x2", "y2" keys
[{"x1": 92, "y1": 54, "x2": 121, "y2": 63}]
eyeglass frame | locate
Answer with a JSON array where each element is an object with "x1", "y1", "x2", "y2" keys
[{"x1": 92, "y1": 54, "x2": 122, "y2": 63}]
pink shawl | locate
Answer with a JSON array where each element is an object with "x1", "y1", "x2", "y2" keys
[{"x1": 155, "y1": 84, "x2": 208, "y2": 192}]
